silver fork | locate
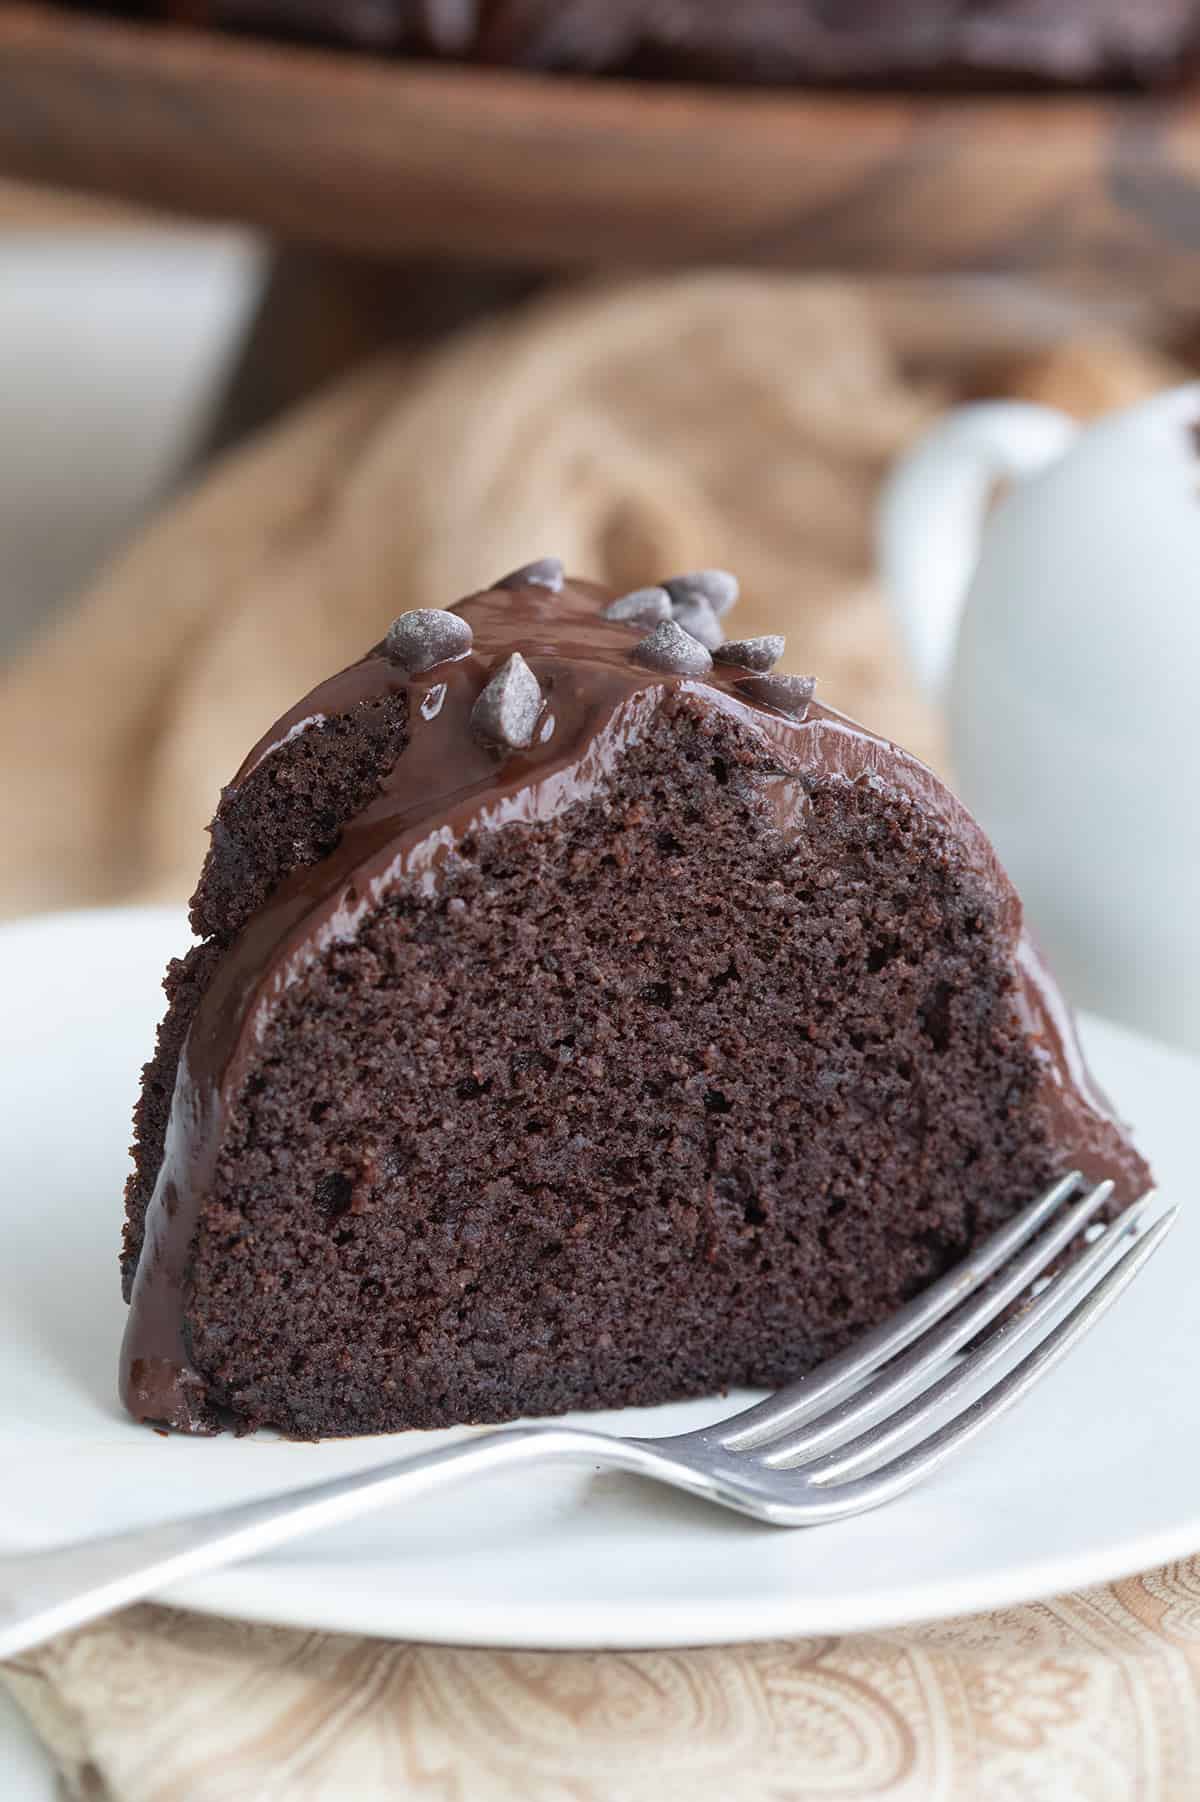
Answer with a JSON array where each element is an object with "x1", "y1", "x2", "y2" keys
[{"x1": 0, "y1": 1174, "x2": 1173, "y2": 1660}]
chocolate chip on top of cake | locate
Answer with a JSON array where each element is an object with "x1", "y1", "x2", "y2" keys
[
  {"x1": 602, "y1": 587, "x2": 672, "y2": 626},
  {"x1": 385, "y1": 608, "x2": 474, "y2": 673},
  {"x1": 495, "y1": 556, "x2": 565, "y2": 593},
  {"x1": 715, "y1": 635, "x2": 786, "y2": 673},
  {"x1": 630, "y1": 618, "x2": 714, "y2": 675},
  {"x1": 470, "y1": 651, "x2": 545, "y2": 749}
]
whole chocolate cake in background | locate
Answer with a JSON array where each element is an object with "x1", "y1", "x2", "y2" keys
[
  {"x1": 82, "y1": 0, "x2": 1200, "y2": 86},
  {"x1": 120, "y1": 563, "x2": 1150, "y2": 1438}
]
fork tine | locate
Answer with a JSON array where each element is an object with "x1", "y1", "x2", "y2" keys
[
  {"x1": 758, "y1": 1177, "x2": 1125, "y2": 1467},
  {"x1": 804, "y1": 1197, "x2": 1170, "y2": 1487},
  {"x1": 720, "y1": 1171, "x2": 1083, "y2": 1450},
  {"x1": 799, "y1": 1207, "x2": 1176, "y2": 1518}
]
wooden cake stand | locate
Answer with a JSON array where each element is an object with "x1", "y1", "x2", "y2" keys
[{"x1": 4, "y1": 2, "x2": 1200, "y2": 444}]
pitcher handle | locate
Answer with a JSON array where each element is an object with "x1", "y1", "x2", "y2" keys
[{"x1": 876, "y1": 401, "x2": 1079, "y2": 699}]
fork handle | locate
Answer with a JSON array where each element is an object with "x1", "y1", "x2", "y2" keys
[{"x1": 0, "y1": 1424, "x2": 627, "y2": 1661}]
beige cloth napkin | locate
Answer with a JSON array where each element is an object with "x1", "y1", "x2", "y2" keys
[
  {"x1": 0, "y1": 270, "x2": 1176, "y2": 922},
  {"x1": 0, "y1": 272, "x2": 1188, "y2": 1798}
]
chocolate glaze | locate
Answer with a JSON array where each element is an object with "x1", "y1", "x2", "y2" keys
[{"x1": 120, "y1": 579, "x2": 1151, "y2": 1431}]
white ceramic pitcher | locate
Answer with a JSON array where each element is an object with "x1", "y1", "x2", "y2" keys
[{"x1": 878, "y1": 384, "x2": 1200, "y2": 1054}]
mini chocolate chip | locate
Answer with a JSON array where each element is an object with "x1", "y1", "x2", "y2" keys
[
  {"x1": 385, "y1": 608, "x2": 473, "y2": 673},
  {"x1": 602, "y1": 586, "x2": 672, "y2": 625},
  {"x1": 737, "y1": 673, "x2": 816, "y2": 716},
  {"x1": 470, "y1": 651, "x2": 544, "y2": 748},
  {"x1": 714, "y1": 635, "x2": 786, "y2": 673},
  {"x1": 495, "y1": 557, "x2": 564, "y2": 593},
  {"x1": 665, "y1": 569, "x2": 739, "y2": 617},
  {"x1": 631, "y1": 620, "x2": 714, "y2": 676},
  {"x1": 669, "y1": 596, "x2": 724, "y2": 650}
]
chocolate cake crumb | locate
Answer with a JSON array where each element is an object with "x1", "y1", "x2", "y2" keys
[
  {"x1": 126, "y1": 693, "x2": 412, "y2": 1299},
  {"x1": 172, "y1": 700, "x2": 1145, "y2": 1437},
  {"x1": 190, "y1": 696, "x2": 410, "y2": 945}
]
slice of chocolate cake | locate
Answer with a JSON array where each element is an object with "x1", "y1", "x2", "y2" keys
[{"x1": 119, "y1": 563, "x2": 1150, "y2": 1437}]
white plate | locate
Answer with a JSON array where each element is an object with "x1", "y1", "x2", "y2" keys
[{"x1": 1, "y1": 904, "x2": 1195, "y2": 1650}]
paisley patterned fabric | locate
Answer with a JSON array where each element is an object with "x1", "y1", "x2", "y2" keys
[{"x1": 5, "y1": 1559, "x2": 1200, "y2": 1799}]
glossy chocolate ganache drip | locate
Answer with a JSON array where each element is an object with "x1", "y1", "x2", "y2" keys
[{"x1": 120, "y1": 565, "x2": 1151, "y2": 1431}]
